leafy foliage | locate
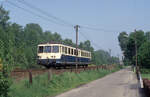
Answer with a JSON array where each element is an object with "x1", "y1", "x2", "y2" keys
[
  {"x1": 118, "y1": 30, "x2": 150, "y2": 68},
  {"x1": 0, "y1": 59, "x2": 10, "y2": 97},
  {"x1": 118, "y1": 32, "x2": 128, "y2": 52},
  {"x1": 138, "y1": 41, "x2": 150, "y2": 68}
]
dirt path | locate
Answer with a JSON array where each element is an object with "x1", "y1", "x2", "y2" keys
[{"x1": 55, "y1": 67, "x2": 145, "y2": 97}]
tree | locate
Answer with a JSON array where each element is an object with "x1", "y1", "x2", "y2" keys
[
  {"x1": 52, "y1": 32, "x2": 62, "y2": 42},
  {"x1": 118, "y1": 32, "x2": 128, "y2": 52},
  {"x1": 125, "y1": 30, "x2": 145, "y2": 64},
  {"x1": 118, "y1": 30, "x2": 146, "y2": 65},
  {"x1": 138, "y1": 41, "x2": 150, "y2": 68},
  {"x1": 145, "y1": 31, "x2": 150, "y2": 41},
  {"x1": 0, "y1": 6, "x2": 9, "y2": 27},
  {"x1": 63, "y1": 39, "x2": 74, "y2": 46}
]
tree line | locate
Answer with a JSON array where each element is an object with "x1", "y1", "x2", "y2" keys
[
  {"x1": 118, "y1": 30, "x2": 150, "y2": 68},
  {"x1": 0, "y1": 6, "x2": 119, "y2": 69}
]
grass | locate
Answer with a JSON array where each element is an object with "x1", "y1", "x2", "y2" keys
[
  {"x1": 140, "y1": 69, "x2": 150, "y2": 80},
  {"x1": 9, "y1": 68, "x2": 120, "y2": 97},
  {"x1": 141, "y1": 73, "x2": 150, "y2": 80}
]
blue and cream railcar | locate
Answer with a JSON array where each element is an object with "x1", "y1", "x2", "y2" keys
[{"x1": 37, "y1": 43, "x2": 91, "y2": 68}]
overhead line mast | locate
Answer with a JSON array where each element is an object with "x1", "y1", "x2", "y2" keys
[{"x1": 74, "y1": 25, "x2": 80, "y2": 70}]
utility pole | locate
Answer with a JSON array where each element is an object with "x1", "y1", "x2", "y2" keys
[
  {"x1": 74, "y1": 25, "x2": 80, "y2": 71},
  {"x1": 135, "y1": 29, "x2": 138, "y2": 71},
  {"x1": 109, "y1": 49, "x2": 112, "y2": 64}
]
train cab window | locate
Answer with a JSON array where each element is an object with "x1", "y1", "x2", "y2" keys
[
  {"x1": 52, "y1": 46, "x2": 59, "y2": 53},
  {"x1": 44, "y1": 46, "x2": 51, "y2": 53},
  {"x1": 65, "y1": 47, "x2": 67, "y2": 54},
  {"x1": 38, "y1": 46, "x2": 44, "y2": 53}
]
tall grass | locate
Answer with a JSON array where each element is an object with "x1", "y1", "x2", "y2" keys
[
  {"x1": 9, "y1": 68, "x2": 119, "y2": 97},
  {"x1": 141, "y1": 74, "x2": 150, "y2": 80}
]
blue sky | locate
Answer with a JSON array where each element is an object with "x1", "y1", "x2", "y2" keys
[{"x1": 1, "y1": 0, "x2": 150, "y2": 57}]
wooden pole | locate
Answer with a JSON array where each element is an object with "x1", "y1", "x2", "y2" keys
[{"x1": 74, "y1": 25, "x2": 80, "y2": 72}]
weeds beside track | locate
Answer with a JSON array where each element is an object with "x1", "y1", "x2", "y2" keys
[{"x1": 11, "y1": 65, "x2": 116, "y2": 81}]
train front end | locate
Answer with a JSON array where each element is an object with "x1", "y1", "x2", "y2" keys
[{"x1": 37, "y1": 43, "x2": 62, "y2": 68}]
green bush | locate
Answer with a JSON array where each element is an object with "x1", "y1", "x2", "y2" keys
[
  {"x1": 0, "y1": 64, "x2": 11, "y2": 97},
  {"x1": 140, "y1": 69, "x2": 150, "y2": 74}
]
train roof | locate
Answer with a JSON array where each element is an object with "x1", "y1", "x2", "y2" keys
[{"x1": 38, "y1": 42, "x2": 91, "y2": 53}]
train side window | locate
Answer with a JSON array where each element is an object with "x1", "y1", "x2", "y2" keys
[
  {"x1": 62, "y1": 46, "x2": 65, "y2": 53},
  {"x1": 38, "y1": 46, "x2": 44, "y2": 53},
  {"x1": 74, "y1": 50, "x2": 78, "y2": 55},
  {"x1": 71, "y1": 49, "x2": 73, "y2": 55},
  {"x1": 65, "y1": 47, "x2": 67, "y2": 54},
  {"x1": 68, "y1": 48, "x2": 70, "y2": 54},
  {"x1": 74, "y1": 49, "x2": 75, "y2": 55}
]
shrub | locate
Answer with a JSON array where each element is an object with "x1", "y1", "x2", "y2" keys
[{"x1": 0, "y1": 62, "x2": 10, "y2": 97}]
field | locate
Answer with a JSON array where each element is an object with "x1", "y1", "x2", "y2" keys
[{"x1": 9, "y1": 67, "x2": 120, "y2": 97}]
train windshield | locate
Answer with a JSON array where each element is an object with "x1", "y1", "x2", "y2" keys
[
  {"x1": 52, "y1": 46, "x2": 59, "y2": 53},
  {"x1": 38, "y1": 46, "x2": 44, "y2": 53},
  {"x1": 44, "y1": 46, "x2": 51, "y2": 53}
]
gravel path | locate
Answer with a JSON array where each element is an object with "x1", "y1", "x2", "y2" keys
[{"x1": 55, "y1": 68, "x2": 145, "y2": 97}]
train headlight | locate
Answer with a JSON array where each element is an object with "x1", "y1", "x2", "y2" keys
[{"x1": 38, "y1": 56, "x2": 41, "y2": 59}]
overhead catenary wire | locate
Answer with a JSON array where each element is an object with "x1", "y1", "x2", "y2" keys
[
  {"x1": 6, "y1": 0, "x2": 73, "y2": 27},
  {"x1": 79, "y1": 30, "x2": 104, "y2": 50},
  {"x1": 80, "y1": 25, "x2": 119, "y2": 32},
  {"x1": 15, "y1": 0, "x2": 74, "y2": 27},
  {"x1": 6, "y1": 0, "x2": 122, "y2": 48},
  {"x1": 6, "y1": 0, "x2": 120, "y2": 33}
]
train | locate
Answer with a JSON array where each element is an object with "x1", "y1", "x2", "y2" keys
[{"x1": 37, "y1": 42, "x2": 91, "y2": 68}]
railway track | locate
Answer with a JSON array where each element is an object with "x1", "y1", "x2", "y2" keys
[{"x1": 11, "y1": 65, "x2": 115, "y2": 81}]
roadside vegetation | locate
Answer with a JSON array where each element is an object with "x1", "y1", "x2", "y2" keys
[
  {"x1": 118, "y1": 29, "x2": 150, "y2": 79},
  {"x1": 0, "y1": 60, "x2": 10, "y2": 97},
  {"x1": 9, "y1": 67, "x2": 120, "y2": 97}
]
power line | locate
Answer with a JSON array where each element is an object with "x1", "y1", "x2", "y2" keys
[
  {"x1": 79, "y1": 31, "x2": 103, "y2": 50},
  {"x1": 6, "y1": 0, "x2": 73, "y2": 27},
  {"x1": 80, "y1": 25, "x2": 118, "y2": 32},
  {"x1": 7, "y1": 0, "x2": 120, "y2": 33},
  {"x1": 6, "y1": 0, "x2": 122, "y2": 36},
  {"x1": 15, "y1": 0, "x2": 74, "y2": 27}
]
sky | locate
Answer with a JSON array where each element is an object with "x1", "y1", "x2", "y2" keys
[{"x1": 1, "y1": 0, "x2": 150, "y2": 57}]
